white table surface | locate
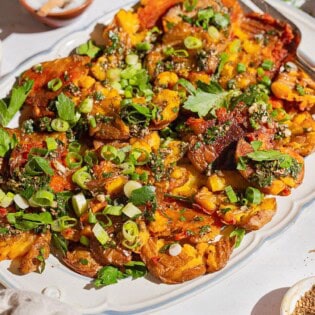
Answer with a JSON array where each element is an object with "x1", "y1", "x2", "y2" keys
[{"x1": 1, "y1": 1, "x2": 315, "y2": 315}]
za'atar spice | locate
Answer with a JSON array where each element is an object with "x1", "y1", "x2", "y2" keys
[{"x1": 292, "y1": 285, "x2": 315, "y2": 315}]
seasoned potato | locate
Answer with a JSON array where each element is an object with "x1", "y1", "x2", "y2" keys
[
  {"x1": 141, "y1": 238, "x2": 206, "y2": 284},
  {"x1": 19, "y1": 232, "x2": 51, "y2": 274},
  {"x1": 0, "y1": 232, "x2": 37, "y2": 261},
  {"x1": 236, "y1": 138, "x2": 304, "y2": 195},
  {"x1": 217, "y1": 197, "x2": 277, "y2": 230},
  {"x1": 63, "y1": 247, "x2": 101, "y2": 278}
]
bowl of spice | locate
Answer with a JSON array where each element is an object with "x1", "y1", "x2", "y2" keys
[
  {"x1": 19, "y1": 0, "x2": 93, "y2": 28},
  {"x1": 281, "y1": 276, "x2": 315, "y2": 315}
]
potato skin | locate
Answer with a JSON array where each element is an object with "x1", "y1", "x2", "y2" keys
[{"x1": 63, "y1": 247, "x2": 102, "y2": 278}]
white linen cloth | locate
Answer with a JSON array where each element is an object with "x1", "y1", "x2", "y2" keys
[{"x1": 0, "y1": 289, "x2": 81, "y2": 315}]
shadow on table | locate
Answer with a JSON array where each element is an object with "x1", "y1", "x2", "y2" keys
[
  {"x1": 0, "y1": 0, "x2": 49, "y2": 40},
  {"x1": 251, "y1": 287, "x2": 290, "y2": 315}
]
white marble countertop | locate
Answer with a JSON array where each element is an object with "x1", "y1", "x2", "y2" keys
[{"x1": 1, "y1": 1, "x2": 315, "y2": 315}]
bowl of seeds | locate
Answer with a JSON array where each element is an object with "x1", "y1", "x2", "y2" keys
[{"x1": 281, "y1": 277, "x2": 315, "y2": 315}]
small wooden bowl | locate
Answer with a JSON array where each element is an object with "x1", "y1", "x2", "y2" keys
[{"x1": 19, "y1": 0, "x2": 93, "y2": 28}]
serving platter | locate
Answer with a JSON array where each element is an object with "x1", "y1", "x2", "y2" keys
[{"x1": 0, "y1": 1, "x2": 315, "y2": 314}]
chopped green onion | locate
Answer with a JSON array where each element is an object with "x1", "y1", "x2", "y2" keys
[
  {"x1": 29, "y1": 190, "x2": 55, "y2": 207},
  {"x1": 72, "y1": 167, "x2": 92, "y2": 189},
  {"x1": 88, "y1": 211, "x2": 97, "y2": 224},
  {"x1": 213, "y1": 12, "x2": 230, "y2": 29},
  {"x1": 104, "y1": 205, "x2": 123, "y2": 216},
  {"x1": 230, "y1": 227, "x2": 245, "y2": 248},
  {"x1": 47, "y1": 78, "x2": 63, "y2": 91},
  {"x1": 126, "y1": 54, "x2": 139, "y2": 65},
  {"x1": 229, "y1": 39, "x2": 241, "y2": 53},
  {"x1": 45, "y1": 137, "x2": 58, "y2": 151},
  {"x1": 245, "y1": 187, "x2": 263, "y2": 204},
  {"x1": 72, "y1": 192, "x2": 88, "y2": 217},
  {"x1": 92, "y1": 222, "x2": 109, "y2": 245},
  {"x1": 237, "y1": 63, "x2": 246, "y2": 74},
  {"x1": 79, "y1": 97, "x2": 93, "y2": 113},
  {"x1": 0, "y1": 192, "x2": 14, "y2": 208},
  {"x1": 257, "y1": 67, "x2": 265, "y2": 76},
  {"x1": 101, "y1": 145, "x2": 118, "y2": 161},
  {"x1": 121, "y1": 162, "x2": 135, "y2": 175},
  {"x1": 80, "y1": 235, "x2": 90, "y2": 247},
  {"x1": 124, "y1": 180, "x2": 142, "y2": 198},
  {"x1": 129, "y1": 148, "x2": 149, "y2": 165},
  {"x1": 296, "y1": 84, "x2": 305, "y2": 96},
  {"x1": 69, "y1": 141, "x2": 81, "y2": 153},
  {"x1": 208, "y1": 26, "x2": 220, "y2": 40},
  {"x1": 260, "y1": 75, "x2": 271, "y2": 86},
  {"x1": 184, "y1": 36, "x2": 202, "y2": 49},
  {"x1": 84, "y1": 151, "x2": 98, "y2": 167},
  {"x1": 51, "y1": 118, "x2": 69, "y2": 132},
  {"x1": 107, "y1": 68, "x2": 121, "y2": 82},
  {"x1": 184, "y1": 0, "x2": 197, "y2": 12},
  {"x1": 122, "y1": 220, "x2": 139, "y2": 243},
  {"x1": 136, "y1": 42, "x2": 152, "y2": 51},
  {"x1": 122, "y1": 202, "x2": 142, "y2": 218},
  {"x1": 51, "y1": 216, "x2": 77, "y2": 232},
  {"x1": 225, "y1": 185, "x2": 238, "y2": 203},
  {"x1": 66, "y1": 152, "x2": 83, "y2": 169},
  {"x1": 89, "y1": 117, "x2": 96, "y2": 128},
  {"x1": 261, "y1": 59, "x2": 274, "y2": 71},
  {"x1": 13, "y1": 194, "x2": 29, "y2": 210}
]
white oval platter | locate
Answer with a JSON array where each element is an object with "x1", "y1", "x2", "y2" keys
[{"x1": 0, "y1": 1, "x2": 315, "y2": 314}]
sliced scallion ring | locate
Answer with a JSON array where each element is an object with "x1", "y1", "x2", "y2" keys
[
  {"x1": 103, "y1": 205, "x2": 123, "y2": 216},
  {"x1": 245, "y1": 187, "x2": 263, "y2": 205},
  {"x1": 47, "y1": 78, "x2": 63, "y2": 91},
  {"x1": 29, "y1": 190, "x2": 55, "y2": 207},
  {"x1": 84, "y1": 151, "x2": 98, "y2": 166},
  {"x1": 225, "y1": 185, "x2": 238, "y2": 203},
  {"x1": 129, "y1": 148, "x2": 150, "y2": 165},
  {"x1": 121, "y1": 162, "x2": 135, "y2": 175},
  {"x1": 51, "y1": 216, "x2": 77, "y2": 232},
  {"x1": 101, "y1": 145, "x2": 118, "y2": 161},
  {"x1": 72, "y1": 167, "x2": 92, "y2": 189},
  {"x1": 66, "y1": 152, "x2": 83, "y2": 169},
  {"x1": 92, "y1": 222, "x2": 109, "y2": 245},
  {"x1": 72, "y1": 192, "x2": 88, "y2": 217},
  {"x1": 122, "y1": 202, "x2": 142, "y2": 218},
  {"x1": 51, "y1": 118, "x2": 69, "y2": 132},
  {"x1": 79, "y1": 97, "x2": 93, "y2": 113},
  {"x1": 69, "y1": 141, "x2": 81, "y2": 153},
  {"x1": 122, "y1": 220, "x2": 139, "y2": 243},
  {"x1": 45, "y1": 137, "x2": 58, "y2": 151},
  {"x1": 184, "y1": 36, "x2": 202, "y2": 49}
]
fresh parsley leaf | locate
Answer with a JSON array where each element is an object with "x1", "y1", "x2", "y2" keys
[
  {"x1": 52, "y1": 233, "x2": 68, "y2": 256},
  {"x1": 183, "y1": 89, "x2": 229, "y2": 117},
  {"x1": 0, "y1": 79, "x2": 34, "y2": 126},
  {"x1": 25, "y1": 156, "x2": 54, "y2": 176},
  {"x1": 178, "y1": 78, "x2": 196, "y2": 95},
  {"x1": 0, "y1": 128, "x2": 15, "y2": 157},
  {"x1": 76, "y1": 40, "x2": 100, "y2": 58},
  {"x1": 0, "y1": 227, "x2": 9, "y2": 234},
  {"x1": 197, "y1": 80, "x2": 223, "y2": 94},
  {"x1": 124, "y1": 261, "x2": 147, "y2": 279},
  {"x1": 56, "y1": 93, "x2": 75, "y2": 121},
  {"x1": 230, "y1": 227, "x2": 246, "y2": 248},
  {"x1": 129, "y1": 186, "x2": 156, "y2": 206},
  {"x1": 6, "y1": 211, "x2": 53, "y2": 231},
  {"x1": 94, "y1": 266, "x2": 126, "y2": 287},
  {"x1": 246, "y1": 150, "x2": 287, "y2": 162},
  {"x1": 251, "y1": 140, "x2": 262, "y2": 151}
]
